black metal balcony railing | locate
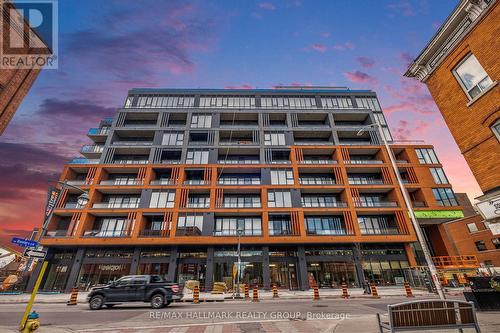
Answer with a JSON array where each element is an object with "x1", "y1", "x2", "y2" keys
[
  {"x1": 219, "y1": 140, "x2": 258, "y2": 145},
  {"x1": 186, "y1": 202, "x2": 210, "y2": 209},
  {"x1": 221, "y1": 202, "x2": 261, "y2": 208},
  {"x1": 354, "y1": 201, "x2": 398, "y2": 208},
  {"x1": 218, "y1": 179, "x2": 261, "y2": 185},
  {"x1": 359, "y1": 227, "x2": 400, "y2": 235},
  {"x1": 82, "y1": 229, "x2": 130, "y2": 237},
  {"x1": 213, "y1": 230, "x2": 262, "y2": 236}
]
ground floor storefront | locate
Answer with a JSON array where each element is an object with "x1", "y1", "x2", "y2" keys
[{"x1": 37, "y1": 244, "x2": 415, "y2": 293}]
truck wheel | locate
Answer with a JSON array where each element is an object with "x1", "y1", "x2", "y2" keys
[
  {"x1": 89, "y1": 295, "x2": 104, "y2": 310},
  {"x1": 150, "y1": 294, "x2": 165, "y2": 309}
]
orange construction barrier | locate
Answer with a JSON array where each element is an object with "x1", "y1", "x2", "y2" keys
[
  {"x1": 272, "y1": 284, "x2": 279, "y2": 298},
  {"x1": 341, "y1": 282, "x2": 350, "y2": 299},
  {"x1": 193, "y1": 285, "x2": 200, "y2": 304},
  {"x1": 370, "y1": 283, "x2": 380, "y2": 298},
  {"x1": 404, "y1": 282, "x2": 414, "y2": 298},
  {"x1": 313, "y1": 284, "x2": 320, "y2": 300},
  {"x1": 244, "y1": 284, "x2": 250, "y2": 299},
  {"x1": 252, "y1": 286, "x2": 259, "y2": 302},
  {"x1": 67, "y1": 287, "x2": 78, "y2": 305}
]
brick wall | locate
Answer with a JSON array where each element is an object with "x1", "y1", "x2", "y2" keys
[{"x1": 425, "y1": 2, "x2": 500, "y2": 193}]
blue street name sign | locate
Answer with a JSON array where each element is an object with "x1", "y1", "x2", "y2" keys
[{"x1": 11, "y1": 237, "x2": 38, "y2": 248}]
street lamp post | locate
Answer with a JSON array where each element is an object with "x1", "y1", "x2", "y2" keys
[
  {"x1": 19, "y1": 180, "x2": 89, "y2": 331},
  {"x1": 235, "y1": 222, "x2": 244, "y2": 299},
  {"x1": 357, "y1": 122, "x2": 446, "y2": 300}
]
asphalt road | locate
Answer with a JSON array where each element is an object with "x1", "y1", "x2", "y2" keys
[{"x1": 1, "y1": 297, "x2": 498, "y2": 333}]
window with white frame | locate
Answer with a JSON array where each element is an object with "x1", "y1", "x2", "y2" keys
[
  {"x1": 261, "y1": 96, "x2": 317, "y2": 109},
  {"x1": 415, "y1": 148, "x2": 439, "y2": 164},
  {"x1": 186, "y1": 149, "x2": 209, "y2": 164},
  {"x1": 264, "y1": 132, "x2": 286, "y2": 146},
  {"x1": 190, "y1": 114, "x2": 212, "y2": 128},
  {"x1": 355, "y1": 97, "x2": 381, "y2": 111},
  {"x1": 214, "y1": 217, "x2": 262, "y2": 236},
  {"x1": 320, "y1": 96, "x2": 353, "y2": 109},
  {"x1": 453, "y1": 54, "x2": 493, "y2": 100},
  {"x1": 492, "y1": 119, "x2": 500, "y2": 142},
  {"x1": 135, "y1": 95, "x2": 195, "y2": 108},
  {"x1": 176, "y1": 214, "x2": 203, "y2": 235},
  {"x1": 430, "y1": 168, "x2": 449, "y2": 184},
  {"x1": 96, "y1": 217, "x2": 128, "y2": 236},
  {"x1": 267, "y1": 190, "x2": 292, "y2": 208},
  {"x1": 162, "y1": 132, "x2": 184, "y2": 146},
  {"x1": 149, "y1": 190, "x2": 175, "y2": 208},
  {"x1": 467, "y1": 223, "x2": 478, "y2": 233},
  {"x1": 270, "y1": 169, "x2": 294, "y2": 185},
  {"x1": 199, "y1": 96, "x2": 255, "y2": 108}
]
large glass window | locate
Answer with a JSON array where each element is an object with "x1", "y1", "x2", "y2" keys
[
  {"x1": 186, "y1": 149, "x2": 209, "y2": 164},
  {"x1": 150, "y1": 190, "x2": 175, "y2": 208},
  {"x1": 415, "y1": 148, "x2": 439, "y2": 164},
  {"x1": 357, "y1": 216, "x2": 397, "y2": 235},
  {"x1": 475, "y1": 241, "x2": 487, "y2": 251},
  {"x1": 355, "y1": 97, "x2": 381, "y2": 111},
  {"x1": 223, "y1": 195, "x2": 261, "y2": 208},
  {"x1": 190, "y1": 114, "x2": 212, "y2": 128},
  {"x1": 268, "y1": 215, "x2": 293, "y2": 235},
  {"x1": 162, "y1": 132, "x2": 184, "y2": 146},
  {"x1": 270, "y1": 169, "x2": 294, "y2": 185},
  {"x1": 320, "y1": 96, "x2": 353, "y2": 109},
  {"x1": 214, "y1": 217, "x2": 262, "y2": 236},
  {"x1": 430, "y1": 168, "x2": 449, "y2": 184},
  {"x1": 199, "y1": 96, "x2": 255, "y2": 108},
  {"x1": 177, "y1": 214, "x2": 204, "y2": 235},
  {"x1": 305, "y1": 216, "x2": 345, "y2": 235},
  {"x1": 134, "y1": 95, "x2": 194, "y2": 108},
  {"x1": 106, "y1": 196, "x2": 140, "y2": 208},
  {"x1": 492, "y1": 120, "x2": 500, "y2": 142},
  {"x1": 92, "y1": 218, "x2": 128, "y2": 237},
  {"x1": 267, "y1": 190, "x2": 292, "y2": 208},
  {"x1": 261, "y1": 96, "x2": 317, "y2": 109},
  {"x1": 301, "y1": 195, "x2": 338, "y2": 208},
  {"x1": 432, "y1": 188, "x2": 458, "y2": 206},
  {"x1": 264, "y1": 132, "x2": 286, "y2": 146},
  {"x1": 453, "y1": 54, "x2": 493, "y2": 100}
]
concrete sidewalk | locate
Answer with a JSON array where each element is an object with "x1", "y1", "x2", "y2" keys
[{"x1": 0, "y1": 286, "x2": 460, "y2": 304}]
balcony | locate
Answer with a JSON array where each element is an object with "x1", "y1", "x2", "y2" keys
[
  {"x1": 221, "y1": 196, "x2": 261, "y2": 208},
  {"x1": 300, "y1": 158, "x2": 336, "y2": 165},
  {"x1": 218, "y1": 176, "x2": 260, "y2": 185},
  {"x1": 66, "y1": 180, "x2": 87, "y2": 186},
  {"x1": 80, "y1": 144, "x2": 104, "y2": 154},
  {"x1": 348, "y1": 178, "x2": 385, "y2": 185},
  {"x1": 359, "y1": 227, "x2": 400, "y2": 235},
  {"x1": 139, "y1": 229, "x2": 170, "y2": 237},
  {"x1": 83, "y1": 229, "x2": 130, "y2": 237},
  {"x1": 412, "y1": 201, "x2": 427, "y2": 208},
  {"x1": 299, "y1": 178, "x2": 336, "y2": 185},
  {"x1": 307, "y1": 229, "x2": 348, "y2": 235},
  {"x1": 45, "y1": 230, "x2": 70, "y2": 237},
  {"x1": 150, "y1": 179, "x2": 176, "y2": 185},
  {"x1": 345, "y1": 159, "x2": 383, "y2": 165},
  {"x1": 186, "y1": 202, "x2": 210, "y2": 209},
  {"x1": 92, "y1": 202, "x2": 140, "y2": 209},
  {"x1": 63, "y1": 203, "x2": 83, "y2": 209},
  {"x1": 69, "y1": 157, "x2": 99, "y2": 164},
  {"x1": 301, "y1": 200, "x2": 347, "y2": 208},
  {"x1": 113, "y1": 140, "x2": 153, "y2": 146},
  {"x1": 100, "y1": 179, "x2": 142, "y2": 186},
  {"x1": 355, "y1": 201, "x2": 398, "y2": 208},
  {"x1": 87, "y1": 127, "x2": 109, "y2": 136}
]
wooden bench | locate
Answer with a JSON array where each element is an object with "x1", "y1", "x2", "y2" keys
[{"x1": 377, "y1": 299, "x2": 481, "y2": 332}]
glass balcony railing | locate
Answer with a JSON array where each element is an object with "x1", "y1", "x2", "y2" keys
[
  {"x1": 360, "y1": 227, "x2": 400, "y2": 235},
  {"x1": 299, "y1": 178, "x2": 336, "y2": 185},
  {"x1": 100, "y1": 179, "x2": 142, "y2": 186},
  {"x1": 307, "y1": 229, "x2": 348, "y2": 235},
  {"x1": 81, "y1": 145, "x2": 104, "y2": 153},
  {"x1": 219, "y1": 140, "x2": 258, "y2": 145},
  {"x1": 185, "y1": 202, "x2": 210, "y2": 208},
  {"x1": 184, "y1": 180, "x2": 209, "y2": 185},
  {"x1": 66, "y1": 180, "x2": 88, "y2": 186},
  {"x1": 87, "y1": 127, "x2": 109, "y2": 135},
  {"x1": 355, "y1": 201, "x2": 398, "y2": 208},
  {"x1": 69, "y1": 157, "x2": 99, "y2": 164},
  {"x1": 139, "y1": 229, "x2": 170, "y2": 237},
  {"x1": 83, "y1": 229, "x2": 130, "y2": 237},
  {"x1": 348, "y1": 179, "x2": 385, "y2": 185},
  {"x1": 92, "y1": 202, "x2": 140, "y2": 209},
  {"x1": 301, "y1": 201, "x2": 347, "y2": 208},
  {"x1": 218, "y1": 159, "x2": 260, "y2": 164},
  {"x1": 300, "y1": 159, "x2": 337, "y2": 164},
  {"x1": 113, "y1": 141, "x2": 153, "y2": 146},
  {"x1": 63, "y1": 203, "x2": 83, "y2": 209},
  {"x1": 150, "y1": 179, "x2": 176, "y2": 185},
  {"x1": 45, "y1": 230, "x2": 70, "y2": 237},
  {"x1": 113, "y1": 159, "x2": 149, "y2": 164},
  {"x1": 345, "y1": 159, "x2": 383, "y2": 164}
]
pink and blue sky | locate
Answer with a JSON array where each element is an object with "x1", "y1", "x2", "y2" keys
[{"x1": 0, "y1": 0, "x2": 482, "y2": 246}]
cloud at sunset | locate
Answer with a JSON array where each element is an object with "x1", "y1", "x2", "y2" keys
[
  {"x1": 356, "y1": 56, "x2": 375, "y2": 68},
  {"x1": 343, "y1": 70, "x2": 377, "y2": 84}
]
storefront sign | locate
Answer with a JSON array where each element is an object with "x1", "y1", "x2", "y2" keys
[
  {"x1": 476, "y1": 193, "x2": 500, "y2": 221},
  {"x1": 98, "y1": 264, "x2": 125, "y2": 271},
  {"x1": 414, "y1": 210, "x2": 464, "y2": 219}
]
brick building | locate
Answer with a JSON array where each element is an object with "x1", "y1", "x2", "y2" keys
[
  {"x1": 0, "y1": 1, "x2": 45, "y2": 134},
  {"x1": 33, "y1": 87, "x2": 475, "y2": 292},
  {"x1": 405, "y1": 0, "x2": 499, "y2": 272}
]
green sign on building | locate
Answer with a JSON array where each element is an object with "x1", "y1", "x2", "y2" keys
[{"x1": 413, "y1": 210, "x2": 464, "y2": 219}]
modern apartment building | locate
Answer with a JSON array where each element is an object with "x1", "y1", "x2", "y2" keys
[
  {"x1": 405, "y1": 0, "x2": 499, "y2": 223},
  {"x1": 39, "y1": 88, "x2": 469, "y2": 292}
]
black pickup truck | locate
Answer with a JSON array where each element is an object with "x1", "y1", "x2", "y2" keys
[{"x1": 86, "y1": 275, "x2": 182, "y2": 310}]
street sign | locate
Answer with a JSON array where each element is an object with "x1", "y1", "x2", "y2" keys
[
  {"x1": 23, "y1": 248, "x2": 47, "y2": 260},
  {"x1": 11, "y1": 237, "x2": 38, "y2": 248}
]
